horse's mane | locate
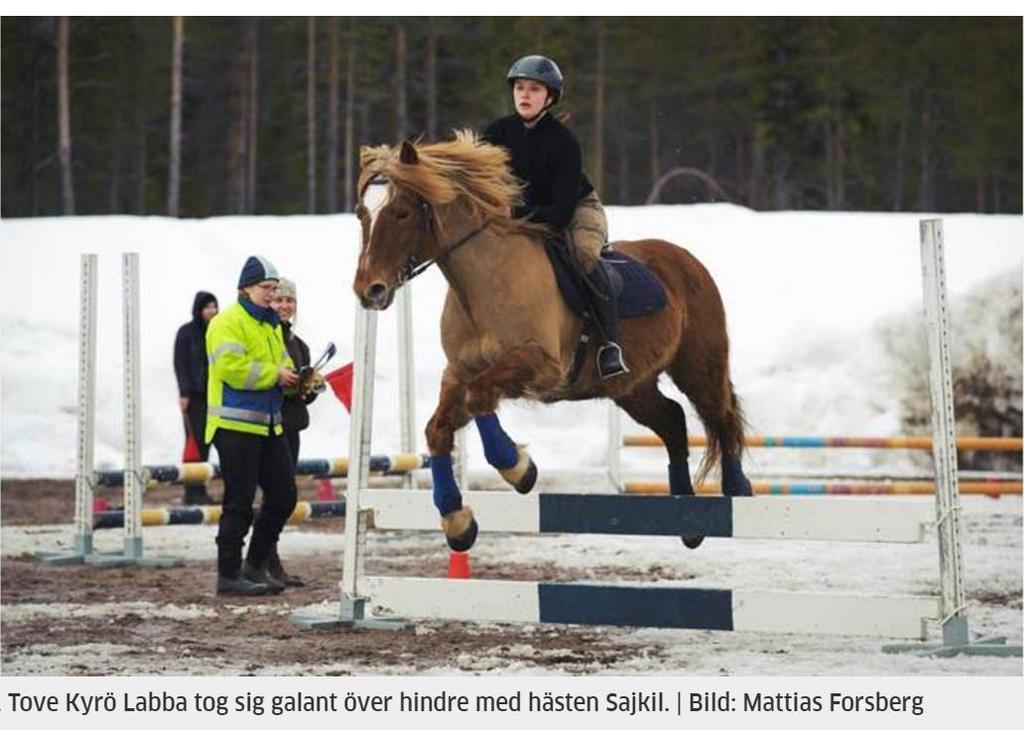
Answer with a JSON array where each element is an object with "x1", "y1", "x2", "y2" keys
[{"x1": 358, "y1": 130, "x2": 545, "y2": 237}]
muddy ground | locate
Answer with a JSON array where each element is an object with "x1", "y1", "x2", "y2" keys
[
  {"x1": 2, "y1": 478, "x2": 1021, "y2": 676},
  {"x1": 1, "y1": 479, "x2": 677, "y2": 675}
]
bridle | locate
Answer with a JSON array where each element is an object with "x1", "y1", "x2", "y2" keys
[
  {"x1": 357, "y1": 176, "x2": 490, "y2": 286},
  {"x1": 397, "y1": 199, "x2": 491, "y2": 286}
]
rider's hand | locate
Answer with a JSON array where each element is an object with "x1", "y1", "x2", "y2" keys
[{"x1": 278, "y1": 367, "x2": 300, "y2": 387}]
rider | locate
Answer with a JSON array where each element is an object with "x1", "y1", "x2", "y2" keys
[{"x1": 482, "y1": 54, "x2": 628, "y2": 380}]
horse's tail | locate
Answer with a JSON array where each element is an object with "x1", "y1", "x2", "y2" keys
[{"x1": 691, "y1": 374, "x2": 747, "y2": 488}]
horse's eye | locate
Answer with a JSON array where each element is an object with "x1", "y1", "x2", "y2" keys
[{"x1": 395, "y1": 209, "x2": 410, "y2": 222}]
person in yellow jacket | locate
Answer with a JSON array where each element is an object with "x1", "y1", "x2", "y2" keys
[{"x1": 206, "y1": 255, "x2": 301, "y2": 596}]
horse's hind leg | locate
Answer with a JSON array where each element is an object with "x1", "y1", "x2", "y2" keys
[
  {"x1": 465, "y1": 341, "x2": 561, "y2": 494},
  {"x1": 425, "y1": 369, "x2": 477, "y2": 551},
  {"x1": 669, "y1": 353, "x2": 752, "y2": 497},
  {"x1": 615, "y1": 379, "x2": 706, "y2": 549}
]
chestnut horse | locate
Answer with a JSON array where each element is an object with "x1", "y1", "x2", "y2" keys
[{"x1": 352, "y1": 131, "x2": 752, "y2": 551}]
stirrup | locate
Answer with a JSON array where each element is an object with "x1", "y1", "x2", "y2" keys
[{"x1": 597, "y1": 342, "x2": 629, "y2": 379}]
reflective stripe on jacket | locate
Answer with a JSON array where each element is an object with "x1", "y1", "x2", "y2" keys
[{"x1": 205, "y1": 299, "x2": 294, "y2": 441}]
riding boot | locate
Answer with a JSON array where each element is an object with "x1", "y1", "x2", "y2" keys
[{"x1": 584, "y1": 264, "x2": 629, "y2": 379}]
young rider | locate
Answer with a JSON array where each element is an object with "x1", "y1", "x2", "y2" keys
[{"x1": 482, "y1": 54, "x2": 628, "y2": 379}]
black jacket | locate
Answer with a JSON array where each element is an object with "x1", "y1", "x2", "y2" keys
[
  {"x1": 173, "y1": 291, "x2": 218, "y2": 398},
  {"x1": 281, "y1": 322, "x2": 317, "y2": 433},
  {"x1": 482, "y1": 112, "x2": 595, "y2": 228}
]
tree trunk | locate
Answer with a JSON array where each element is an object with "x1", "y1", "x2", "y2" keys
[
  {"x1": 306, "y1": 17, "x2": 317, "y2": 214},
  {"x1": 57, "y1": 16, "x2": 75, "y2": 215},
  {"x1": 247, "y1": 19, "x2": 259, "y2": 213},
  {"x1": 426, "y1": 21, "x2": 437, "y2": 141},
  {"x1": 916, "y1": 91, "x2": 934, "y2": 211},
  {"x1": 225, "y1": 23, "x2": 248, "y2": 214},
  {"x1": 344, "y1": 21, "x2": 356, "y2": 212},
  {"x1": 394, "y1": 22, "x2": 408, "y2": 141},
  {"x1": 891, "y1": 87, "x2": 910, "y2": 211},
  {"x1": 648, "y1": 101, "x2": 659, "y2": 189},
  {"x1": 167, "y1": 16, "x2": 183, "y2": 217},
  {"x1": 325, "y1": 18, "x2": 340, "y2": 213},
  {"x1": 824, "y1": 120, "x2": 836, "y2": 209},
  {"x1": 591, "y1": 18, "x2": 606, "y2": 193},
  {"x1": 835, "y1": 120, "x2": 846, "y2": 209}
]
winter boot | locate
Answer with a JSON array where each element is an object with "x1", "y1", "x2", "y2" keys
[
  {"x1": 216, "y1": 574, "x2": 273, "y2": 596},
  {"x1": 241, "y1": 560, "x2": 285, "y2": 593},
  {"x1": 268, "y1": 550, "x2": 305, "y2": 587},
  {"x1": 184, "y1": 483, "x2": 216, "y2": 506}
]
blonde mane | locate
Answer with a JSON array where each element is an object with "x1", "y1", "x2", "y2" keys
[{"x1": 359, "y1": 130, "x2": 542, "y2": 236}]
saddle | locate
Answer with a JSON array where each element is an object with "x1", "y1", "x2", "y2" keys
[
  {"x1": 543, "y1": 238, "x2": 667, "y2": 382},
  {"x1": 542, "y1": 239, "x2": 667, "y2": 319}
]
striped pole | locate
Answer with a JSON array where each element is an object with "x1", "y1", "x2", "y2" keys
[
  {"x1": 93, "y1": 499, "x2": 346, "y2": 530},
  {"x1": 622, "y1": 480, "x2": 1022, "y2": 497},
  {"x1": 93, "y1": 454, "x2": 431, "y2": 488},
  {"x1": 622, "y1": 434, "x2": 1023, "y2": 451}
]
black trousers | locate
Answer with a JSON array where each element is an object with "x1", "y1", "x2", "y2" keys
[
  {"x1": 284, "y1": 429, "x2": 301, "y2": 470},
  {"x1": 213, "y1": 428, "x2": 297, "y2": 578}
]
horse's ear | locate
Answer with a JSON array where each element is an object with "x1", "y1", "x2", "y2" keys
[{"x1": 399, "y1": 139, "x2": 419, "y2": 165}]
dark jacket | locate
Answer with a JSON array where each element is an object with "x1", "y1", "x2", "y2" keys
[
  {"x1": 174, "y1": 291, "x2": 218, "y2": 398},
  {"x1": 482, "y1": 112, "x2": 595, "y2": 228},
  {"x1": 281, "y1": 322, "x2": 317, "y2": 433}
]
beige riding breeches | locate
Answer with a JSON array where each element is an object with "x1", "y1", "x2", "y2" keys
[{"x1": 569, "y1": 191, "x2": 608, "y2": 270}]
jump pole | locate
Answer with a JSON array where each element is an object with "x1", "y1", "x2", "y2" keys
[
  {"x1": 85, "y1": 253, "x2": 181, "y2": 568},
  {"x1": 39, "y1": 254, "x2": 98, "y2": 565},
  {"x1": 884, "y1": 221, "x2": 1019, "y2": 657},
  {"x1": 291, "y1": 306, "x2": 408, "y2": 630},
  {"x1": 396, "y1": 283, "x2": 417, "y2": 490}
]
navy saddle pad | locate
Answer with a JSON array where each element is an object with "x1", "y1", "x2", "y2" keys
[{"x1": 543, "y1": 241, "x2": 667, "y2": 318}]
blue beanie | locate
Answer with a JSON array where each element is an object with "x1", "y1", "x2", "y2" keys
[{"x1": 237, "y1": 255, "x2": 279, "y2": 289}]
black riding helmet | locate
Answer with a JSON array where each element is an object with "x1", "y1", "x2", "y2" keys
[{"x1": 506, "y1": 55, "x2": 564, "y2": 105}]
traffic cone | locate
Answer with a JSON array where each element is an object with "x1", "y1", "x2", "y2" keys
[{"x1": 447, "y1": 551, "x2": 471, "y2": 579}]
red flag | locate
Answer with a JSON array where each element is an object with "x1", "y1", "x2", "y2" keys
[
  {"x1": 182, "y1": 432, "x2": 202, "y2": 462},
  {"x1": 325, "y1": 363, "x2": 353, "y2": 413}
]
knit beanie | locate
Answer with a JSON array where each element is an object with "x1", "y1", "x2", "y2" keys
[
  {"x1": 277, "y1": 277, "x2": 297, "y2": 300},
  {"x1": 237, "y1": 255, "x2": 279, "y2": 289}
]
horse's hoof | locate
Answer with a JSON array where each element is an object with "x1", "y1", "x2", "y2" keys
[
  {"x1": 681, "y1": 535, "x2": 705, "y2": 549},
  {"x1": 513, "y1": 459, "x2": 538, "y2": 495},
  {"x1": 445, "y1": 518, "x2": 478, "y2": 552},
  {"x1": 725, "y1": 477, "x2": 753, "y2": 497},
  {"x1": 499, "y1": 446, "x2": 535, "y2": 493},
  {"x1": 441, "y1": 507, "x2": 478, "y2": 552}
]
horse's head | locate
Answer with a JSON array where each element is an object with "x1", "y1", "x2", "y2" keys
[{"x1": 353, "y1": 141, "x2": 439, "y2": 310}]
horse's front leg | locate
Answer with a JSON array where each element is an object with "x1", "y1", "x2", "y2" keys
[
  {"x1": 465, "y1": 341, "x2": 562, "y2": 494},
  {"x1": 425, "y1": 370, "x2": 476, "y2": 551}
]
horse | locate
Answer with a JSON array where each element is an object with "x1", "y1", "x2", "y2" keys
[{"x1": 352, "y1": 130, "x2": 752, "y2": 551}]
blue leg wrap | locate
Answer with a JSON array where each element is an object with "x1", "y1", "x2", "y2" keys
[
  {"x1": 474, "y1": 413, "x2": 519, "y2": 470},
  {"x1": 668, "y1": 461, "x2": 693, "y2": 496},
  {"x1": 722, "y1": 456, "x2": 753, "y2": 496},
  {"x1": 430, "y1": 454, "x2": 462, "y2": 515}
]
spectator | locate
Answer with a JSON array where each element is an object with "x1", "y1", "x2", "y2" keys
[
  {"x1": 267, "y1": 276, "x2": 317, "y2": 587},
  {"x1": 173, "y1": 291, "x2": 218, "y2": 505},
  {"x1": 205, "y1": 256, "x2": 300, "y2": 596}
]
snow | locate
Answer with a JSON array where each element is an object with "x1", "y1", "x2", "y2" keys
[{"x1": 1, "y1": 205, "x2": 1020, "y2": 480}]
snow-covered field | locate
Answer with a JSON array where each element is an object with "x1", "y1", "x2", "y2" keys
[{"x1": 1, "y1": 206, "x2": 1021, "y2": 677}]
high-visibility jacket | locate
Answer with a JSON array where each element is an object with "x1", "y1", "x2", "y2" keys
[{"x1": 205, "y1": 299, "x2": 294, "y2": 442}]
